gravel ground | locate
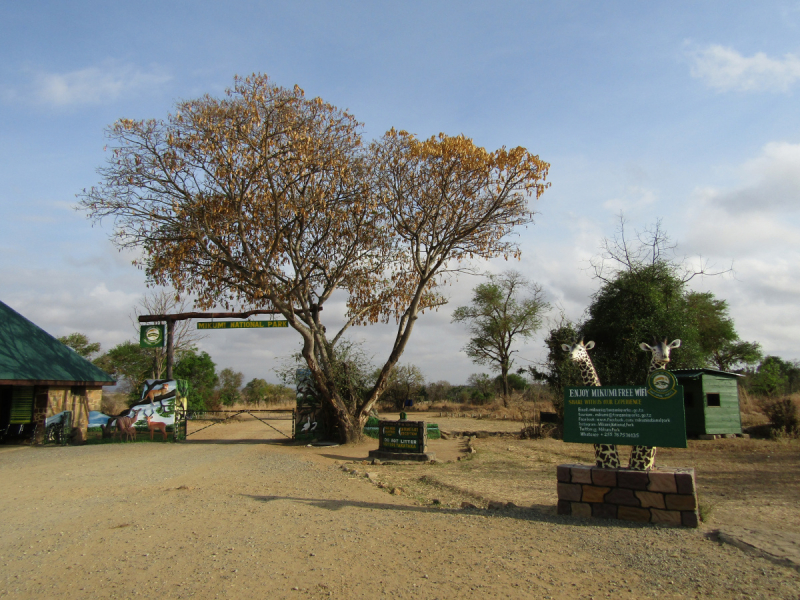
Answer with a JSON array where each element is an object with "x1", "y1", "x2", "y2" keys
[{"x1": 0, "y1": 420, "x2": 798, "y2": 599}]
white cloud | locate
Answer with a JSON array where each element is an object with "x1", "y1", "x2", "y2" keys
[
  {"x1": 602, "y1": 185, "x2": 657, "y2": 213},
  {"x1": 678, "y1": 142, "x2": 800, "y2": 361},
  {"x1": 698, "y1": 141, "x2": 800, "y2": 215},
  {"x1": 688, "y1": 44, "x2": 800, "y2": 92},
  {"x1": 28, "y1": 61, "x2": 171, "y2": 106}
]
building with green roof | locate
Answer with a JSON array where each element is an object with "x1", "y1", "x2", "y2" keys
[
  {"x1": 672, "y1": 368, "x2": 743, "y2": 437},
  {"x1": 1, "y1": 300, "x2": 115, "y2": 443}
]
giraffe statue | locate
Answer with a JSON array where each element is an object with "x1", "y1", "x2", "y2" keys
[
  {"x1": 628, "y1": 338, "x2": 682, "y2": 470},
  {"x1": 561, "y1": 340, "x2": 621, "y2": 469}
]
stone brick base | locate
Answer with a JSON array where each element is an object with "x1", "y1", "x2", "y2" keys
[{"x1": 556, "y1": 464, "x2": 699, "y2": 527}]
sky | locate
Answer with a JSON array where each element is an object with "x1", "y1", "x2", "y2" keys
[{"x1": 3, "y1": 1, "x2": 800, "y2": 386}]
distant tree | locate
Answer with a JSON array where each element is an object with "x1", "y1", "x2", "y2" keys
[
  {"x1": 748, "y1": 356, "x2": 800, "y2": 397},
  {"x1": 495, "y1": 372, "x2": 528, "y2": 392},
  {"x1": 452, "y1": 271, "x2": 548, "y2": 403},
  {"x1": 263, "y1": 383, "x2": 294, "y2": 405},
  {"x1": 93, "y1": 341, "x2": 154, "y2": 403},
  {"x1": 243, "y1": 378, "x2": 270, "y2": 405},
  {"x1": 381, "y1": 364, "x2": 426, "y2": 409},
  {"x1": 685, "y1": 291, "x2": 762, "y2": 371},
  {"x1": 426, "y1": 380, "x2": 452, "y2": 404},
  {"x1": 467, "y1": 373, "x2": 495, "y2": 399},
  {"x1": 174, "y1": 350, "x2": 218, "y2": 410},
  {"x1": 58, "y1": 333, "x2": 101, "y2": 360},
  {"x1": 217, "y1": 368, "x2": 244, "y2": 406},
  {"x1": 712, "y1": 340, "x2": 763, "y2": 372},
  {"x1": 531, "y1": 318, "x2": 584, "y2": 391}
]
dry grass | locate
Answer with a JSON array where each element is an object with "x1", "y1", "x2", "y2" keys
[{"x1": 367, "y1": 434, "x2": 800, "y2": 535}]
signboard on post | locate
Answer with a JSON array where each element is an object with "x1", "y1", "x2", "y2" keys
[
  {"x1": 197, "y1": 320, "x2": 288, "y2": 330},
  {"x1": 139, "y1": 325, "x2": 165, "y2": 348},
  {"x1": 378, "y1": 421, "x2": 427, "y2": 453},
  {"x1": 563, "y1": 370, "x2": 687, "y2": 448}
]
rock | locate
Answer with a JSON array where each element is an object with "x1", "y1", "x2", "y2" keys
[
  {"x1": 371, "y1": 458, "x2": 382, "y2": 465},
  {"x1": 432, "y1": 499, "x2": 441, "y2": 505},
  {"x1": 391, "y1": 487, "x2": 403, "y2": 495},
  {"x1": 461, "y1": 502, "x2": 477, "y2": 509},
  {"x1": 488, "y1": 500, "x2": 505, "y2": 510},
  {"x1": 365, "y1": 472, "x2": 378, "y2": 482},
  {"x1": 505, "y1": 502, "x2": 517, "y2": 509}
]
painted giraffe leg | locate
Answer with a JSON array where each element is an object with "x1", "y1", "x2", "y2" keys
[
  {"x1": 594, "y1": 444, "x2": 621, "y2": 469},
  {"x1": 628, "y1": 445, "x2": 656, "y2": 470}
]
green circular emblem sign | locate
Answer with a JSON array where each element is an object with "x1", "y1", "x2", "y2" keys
[
  {"x1": 145, "y1": 326, "x2": 163, "y2": 344},
  {"x1": 647, "y1": 369, "x2": 678, "y2": 399}
]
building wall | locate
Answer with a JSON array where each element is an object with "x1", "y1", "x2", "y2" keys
[
  {"x1": 44, "y1": 386, "x2": 98, "y2": 443},
  {"x1": 702, "y1": 376, "x2": 742, "y2": 434}
]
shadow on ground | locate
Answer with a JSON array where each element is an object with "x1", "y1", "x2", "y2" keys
[{"x1": 245, "y1": 493, "x2": 657, "y2": 531}]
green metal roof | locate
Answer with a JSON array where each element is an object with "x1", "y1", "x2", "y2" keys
[
  {"x1": 0, "y1": 301, "x2": 115, "y2": 385},
  {"x1": 672, "y1": 368, "x2": 744, "y2": 380}
]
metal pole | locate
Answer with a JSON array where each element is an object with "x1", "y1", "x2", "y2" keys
[{"x1": 166, "y1": 319, "x2": 175, "y2": 379}]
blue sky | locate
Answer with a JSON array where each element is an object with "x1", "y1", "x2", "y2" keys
[{"x1": 3, "y1": 1, "x2": 800, "y2": 385}]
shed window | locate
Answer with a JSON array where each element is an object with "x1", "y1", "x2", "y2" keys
[{"x1": 706, "y1": 393, "x2": 721, "y2": 407}]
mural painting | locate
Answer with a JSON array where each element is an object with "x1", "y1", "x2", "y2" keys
[
  {"x1": 87, "y1": 379, "x2": 186, "y2": 442},
  {"x1": 295, "y1": 369, "x2": 327, "y2": 441}
]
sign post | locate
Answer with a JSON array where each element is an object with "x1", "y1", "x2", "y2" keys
[
  {"x1": 139, "y1": 325, "x2": 165, "y2": 348},
  {"x1": 563, "y1": 370, "x2": 687, "y2": 448},
  {"x1": 558, "y1": 370, "x2": 699, "y2": 527}
]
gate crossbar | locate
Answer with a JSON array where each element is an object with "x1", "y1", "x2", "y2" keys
[{"x1": 186, "y1": 410, "x2": 294, "y2": 439}]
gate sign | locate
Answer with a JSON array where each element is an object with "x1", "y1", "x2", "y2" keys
[
  {"x1": 564, "y1": 370, "x2": 687, "y2": 448},
  {"x1": 140, "y1": 324, "x2": 165, "y2": 348},
  {"x1": 197, "y1": 320, "x2": 288, "y2": 330}
]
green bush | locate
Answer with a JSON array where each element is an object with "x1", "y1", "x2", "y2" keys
[{"x1": 763, "y1": 397, "x2": 799, "y2": 434}]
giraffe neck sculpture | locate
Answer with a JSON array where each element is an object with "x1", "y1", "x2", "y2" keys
[
  {"x1": 628, "y1": 338, "x2": 682, "y2": 470},
  {"x1": 561, "y1": 340, "x2": 621, "y2": 469}
]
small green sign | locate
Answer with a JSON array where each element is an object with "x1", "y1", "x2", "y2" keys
[
  {"x1": 378, "y1": 420, "x2": 427, "y2": 453},
  {"x1": 140, "y1": 325, "x2": 165, "y2": 348},
  {"x1": 563, "y1": 382, "x2": 687, "y2": 448},
  {"x1": 197, "y1": 320, "x2": 288, "y2": 330}
]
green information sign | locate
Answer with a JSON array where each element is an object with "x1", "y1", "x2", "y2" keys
[
  {"x1": 378, "y1": 420, "x2": 427, "y2": 453},
  {"x1": 564, "y1": 371, "x2": 687, "y2": 448},
  {"x1": 140, "y1": 324, "x2": 165, "y2": 348},
  {"x1": 197, "y1": 320, "x2": 288, "y2": 330}
]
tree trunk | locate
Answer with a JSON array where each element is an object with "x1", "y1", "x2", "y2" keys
[{"x1": 501, "y1": 363, "x2": 510, "y2": 407}]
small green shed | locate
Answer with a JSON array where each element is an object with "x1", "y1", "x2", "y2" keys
[{"x1": 672, "y1": 368, "x2": 743, "y2": 436}]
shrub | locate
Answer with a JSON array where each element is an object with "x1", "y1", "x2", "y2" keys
[{"x1": 763, "y1": 397, "x2": 799, "y2": 435}]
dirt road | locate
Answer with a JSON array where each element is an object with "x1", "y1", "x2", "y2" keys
[{"x1": 1, "y1": 419, "x2": 798, "y2": 599}]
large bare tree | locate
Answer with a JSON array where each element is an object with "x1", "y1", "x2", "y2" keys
[{"x1": 80, "y1": 74, "x2": 549, "y2": 442}]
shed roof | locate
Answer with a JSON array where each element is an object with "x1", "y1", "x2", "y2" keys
[
  {"x1": 672, "y1": 368, "x2": 744, "y2": 380},
  {"x1": 0, "y1": 301, "x2": 115, "y2": 386}
]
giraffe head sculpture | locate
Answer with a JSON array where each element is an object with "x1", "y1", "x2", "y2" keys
[
  {"x1": 639, "y1": 338, "x2": 681, "y2": 371},
  {"x1": 561, "y1": 339, "x2": 601, "y2": 387}
]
